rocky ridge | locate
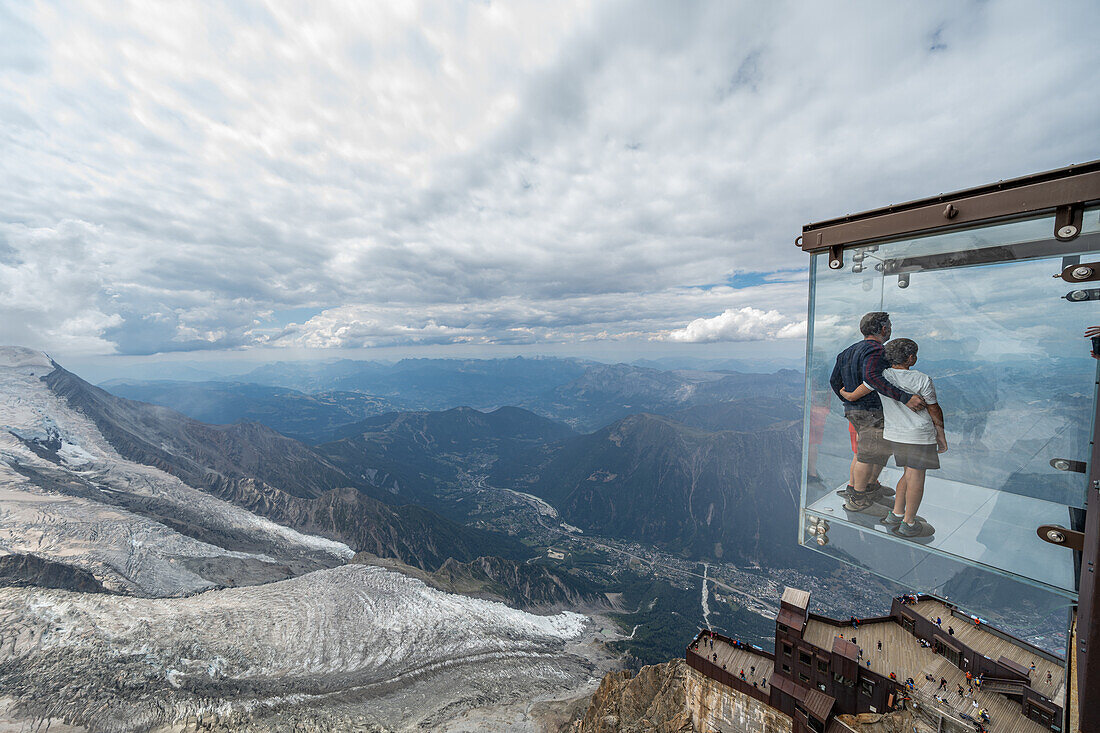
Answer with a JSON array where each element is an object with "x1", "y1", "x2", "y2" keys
[{"x1": 567, "y1": 659, "x2": 694, "y2": 732}]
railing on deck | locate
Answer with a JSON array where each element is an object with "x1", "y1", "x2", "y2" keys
[{"x1": 685, "y1": 649, "x2": 771, "y2": 704}]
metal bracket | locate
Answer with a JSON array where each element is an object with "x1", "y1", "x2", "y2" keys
[
  {"x1": 1054, "y1": 205, "x2": 1084, "y2": 241},
  {"x1": 1050, "y1": 458, "x2": 1088, "y2": 473},
  {"x1": 1055, "y1": 261, "x2": 1100, "y2": 283},
  {"x1": 828, "y1": 244, "x2": 843, "y2": 270},
  {"x1": 1037, "y1": 524, "x2": 1084, "y2": 552},
  {"x1": 1063, "y1": 288, "x2": 1100, "y2": 303}
]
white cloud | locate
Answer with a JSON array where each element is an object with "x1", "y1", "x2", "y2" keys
[
  {"x1": 0, "y1": 0, "x2": 1097, "y2": 357},
  {"x1": 665, "y1": 307, "x2": 806, "y2": 343}
]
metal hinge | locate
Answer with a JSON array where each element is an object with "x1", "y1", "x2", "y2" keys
[{"x1": 1054, "y1": 205, "x2": 1084, "y2": 241}]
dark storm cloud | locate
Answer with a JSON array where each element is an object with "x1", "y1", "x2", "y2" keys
[{"x1": 0, "y1": 0, "x2": 1096, "y2": 356}]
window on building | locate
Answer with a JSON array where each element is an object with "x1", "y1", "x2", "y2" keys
[
  {"x1": 861, "y1": 679, "x2": 875, "y2": 697},
  {"x1": 782, "y1": 664, "x2": 791, "y2": 673},
  {"x1": 799, "y1": 651, "x2": 812, "y2": 665},
  {"x1": 783, "y1": 643, "x2": 792, "y2": 656},
  {"x1": 817, "y1": 660, "x2": 828, "y2": 673},
  {"x1": 799, "y1": 672, "x2": 810, "y2": 683}
]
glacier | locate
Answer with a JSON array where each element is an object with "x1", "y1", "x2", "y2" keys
[{"x1": 0, "y1": 347, "x2": 614, "y2": 731}]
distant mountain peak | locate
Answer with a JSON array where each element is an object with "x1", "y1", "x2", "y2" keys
[{"x1": 0, "y1": 345, "x2": 54, "y2": 370}]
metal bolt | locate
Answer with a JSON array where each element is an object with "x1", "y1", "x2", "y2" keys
[
  {"x1": 1058, "y1": 225, "x2": 1080, "y2": 239},
  {"x1": 1072, "y1": 266, "x2": 1094, "y2": 280},
  {"x1": 1068, "y1": 290, "x2": 1089, "y2": 301},
  {"x1": 852, "y1": 264, "x2": 864, "y2": 274},
  {"x1": 943, "y1": 204, "x2": 958, "y2": 219},
  {"x1": 829, "y1": 259, "x2": 842, "y2": 269},
  {"x1": 1052, "y1": 459, "x2": 1071, "y2": 471},
  {"x1": 1045, "y1": 529, "x2": 1066, "y2": 544}
]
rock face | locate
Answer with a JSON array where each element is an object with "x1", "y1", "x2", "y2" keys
[
  {"x1": 0, "y1": 553, "x2": 108, "y2": 594},
  {"x1": 683, "y1": 666, "x2": 791, "y2": 733},
  {"x1": 32, "y1": 357, "x2": 528, "y2": 574},
  {"x1": 45, "y1": 365, "x2": 353, "y2": 500},
  {"x1": 570, "y1": 660, "x2": 695, "y2": 733}
]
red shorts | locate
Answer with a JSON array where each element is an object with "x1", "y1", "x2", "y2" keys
[{"x1": 849, "y1": 423, "x2": 859, "y2": 454}]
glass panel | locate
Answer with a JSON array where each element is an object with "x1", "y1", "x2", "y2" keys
[{"x1": 802, "y1": 207, "x2": 1100, "y2": 597}]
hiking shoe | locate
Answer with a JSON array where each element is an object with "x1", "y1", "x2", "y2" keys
[
  {"x1": 893, "y1": 521, "x2": 923, "y2": 537},
  {"x1": 838, "y1": 484, "x2": 893, "y2": 500},
  {"x1": 843, "y1": 492, "x2": 879, "y2": 513},
  {"x1": 869, "y1": 481, "x2": 895, "y2": 498},
  {"x1": 882, "y1": 512, "x2": 904, "y2": 526}
]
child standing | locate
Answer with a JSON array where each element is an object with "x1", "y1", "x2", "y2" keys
[{"x1": 840, "y1": 338, "x2": 946, "y2": 537}]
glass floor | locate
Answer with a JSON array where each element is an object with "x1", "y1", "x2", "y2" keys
[{"x1": 804, "y1": 462, "x2": 1078, "y2": 596}]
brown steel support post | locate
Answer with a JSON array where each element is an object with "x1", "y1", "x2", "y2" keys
[{"x1": 1078, "y1": 370, "x2": 1100, "y2": 733}]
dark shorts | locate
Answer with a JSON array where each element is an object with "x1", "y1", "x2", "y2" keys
[
  {"x1": 892, "y1": 441, "x2": 941, "y2": 470},
  {"x1": 845, "y1": 410, "x2": 890, "y2": 466}
]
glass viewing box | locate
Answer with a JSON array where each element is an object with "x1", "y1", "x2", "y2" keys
[{"x1": 800, "y1": 183, "x2": 1099, "y2": 602}]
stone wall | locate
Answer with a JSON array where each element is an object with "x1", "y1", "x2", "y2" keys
[{"x1": 684, "y1": 666, "x2": 793, "y2": 733}]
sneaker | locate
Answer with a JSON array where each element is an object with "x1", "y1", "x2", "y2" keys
[
  {"x1": 893, "y1": 521, "x2": 923, "y2": 537},
  {"x1": 882, "y1": 512, "x2": 904, "y2": 526}
]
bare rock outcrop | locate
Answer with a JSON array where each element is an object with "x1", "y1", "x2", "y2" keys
[{"x1": 569, "y1": 659, "x2": 695, "y2": 733}]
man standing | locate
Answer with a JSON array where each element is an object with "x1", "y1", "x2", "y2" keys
[{"x1": 830, "y1": 312, "x2": 925, "y2": 512}]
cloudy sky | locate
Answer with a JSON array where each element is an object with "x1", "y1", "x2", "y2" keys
[{"x1": 1, "y1": 0, "x2": 1097, "y2": 367}]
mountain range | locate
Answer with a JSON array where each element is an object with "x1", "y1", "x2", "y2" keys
[{"x1": 101, "y1": 357, "x2": 805, "y2": 435}]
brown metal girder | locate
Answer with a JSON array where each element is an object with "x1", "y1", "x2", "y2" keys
[
  {"x1": 800, "y1": 167, "x2": 1100, "y2": 253},
  {"x1": 1076, "y1": 372, "x2": 1100, "y2": 733}
]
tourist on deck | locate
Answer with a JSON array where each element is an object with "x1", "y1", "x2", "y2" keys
[
  {"x1": 877, "y1": 640, "x2": 882, "y2": 651},
  {"x1": 936, "y1": 616, "x2": 942, "y2": 626},
  {"x1": 939, "y1": 677, "x2": 948, "y2": 691},
  {"x1": 840, "y1": 338, "x2": 946, "y2": 538},
  {"x1": 831, "y1": 312, "x2": 926, "y2": 513},
  {"x1": 948, "y1": 626, "x2": 954, "y2": 636},
  {"x1": 1047, "y1": 670, "x2": 1053, "y2": 684}
]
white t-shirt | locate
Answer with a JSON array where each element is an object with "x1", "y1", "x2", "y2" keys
[{"x1": 865, "y1": 368, "x2": 938, "y2": 445}]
